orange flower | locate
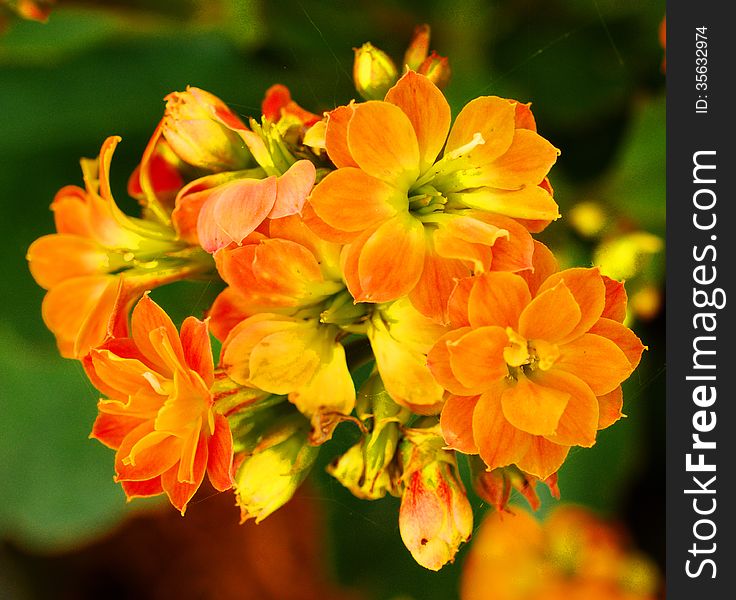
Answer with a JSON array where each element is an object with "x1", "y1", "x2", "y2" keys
[
  {"x1": 429, "y1": 250, "x2": 644, "y2": 479},
  {"x1": 461, "y1": 506, "x2": 661, "y2": 600},
  {"x1": 85, "y1": 294, "x2": 233, "y2": 514},
  {"x1": 309, "y1": 71, "x2": 559, "y2": 322},
  {"x1": 27, "y1": 136, "x2": 211, "y2": 358}
]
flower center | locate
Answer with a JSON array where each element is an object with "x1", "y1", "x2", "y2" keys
[{"x1": 503, "y1": 327, "x2": 559, "y2": 380}]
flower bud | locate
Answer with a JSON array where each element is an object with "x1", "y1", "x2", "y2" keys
[
  {"x1": 162, "y1": 86, "x2": 253, "y2": 172},
  {"x1": 232, "y1": 403, "x2": 319, "y2": 523},
  {"x1": 470, "y1": 457, "x2": 560, "y2": 513},
  {"x1": 417, "y1": 51, "x2": 452, "y2": 90},
  {"x1": 398, "y1": 428, "x2": 473, "y2": 570},
  {"x1": 353, "y1": 42, "x2": 399, "y2": 101},
  {"x1": 403, "y1": 24, "x2": 431, "y2": 71},
  {"x1": 327, "y1": 375, "x2": 408, "y2": 499}
]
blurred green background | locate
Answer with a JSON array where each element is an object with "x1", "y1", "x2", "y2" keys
[{"x1": 0, "y1": 1, "x2": 665, "y2": 598}]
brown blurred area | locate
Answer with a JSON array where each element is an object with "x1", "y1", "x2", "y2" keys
[{"x1": 2, "y1": 485, "x2": 361, "y2": 600}]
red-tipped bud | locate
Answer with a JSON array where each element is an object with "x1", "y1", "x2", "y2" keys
[
  {"x1": 403, "y1": 24, "x2": 431, "y2": 71},
  {"x1": 417, "y1": 51, "x2": 452, "y2": 90}
]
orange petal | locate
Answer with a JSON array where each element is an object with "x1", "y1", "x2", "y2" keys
[
  {"x1": 427, "y1": 328, "x2": 485, "y2": 396},
  {"x1": 517, "y1": 437, "x2": 570, "y2": 480},
  {"x1": 467, "y1": 271, "x2": 530, "y2": 329},
  {"x1": 207, "y1": 413, "x2": 234, "y2": 491},
  {"x1": 325, "y1": 103, "x2": 358, "y2": 168},
  {"x1": 161, "y1": 434, "x2": 208, "y2": 514},
  {"x1": 481, "y1": 129, "x2": 560, "y2": 189},
  {"x1": 448, "y1": 326, "x2": 509, "y2": 390},
  {"x1": 180, "y1": 316, "x2": 215, "y2": 388},
  {"x1": 347, "y1": 101, "x2": 420, "y2": 187},
  {"x1": 385, "y1": 71, "x2": 451, "y2": 173},
  {"x1": 356, "y1": 215, "x2": 426, "y2": 302},
  {"x1": 500, "y1": 374, "x2": 570, "y2": 436},
  {"x1": 40, "y1": 275, "x2": 112, "y2": 358},
  {"x1": 197, "y1": 177, "x2": 278, "y2": 253},
  {"x1": 27, "y1": 234, "x2": 109, "y2": 290},
  {"x1": 555, "y1": 333, "x2": 633, "y2": 396},
  {"x1": 597, "y1": 386, "x2": 624, "y2": 429},
  {"x1": 535, "y1": 370, "x2": 599, "y2": 447},
  {"x1": 89, "y1": 349, "x2": 163, "y2": 399},
  {"x1": 409, "y1": 245, "x2": 469, "y2": 324},
  {"x1": 447, "y1": 276, "x2": 474, "y2": 328},
  {"x1": 308, "y1": 167, "x2": 398, "y2": 232},
  {"x1": 268, "y1": 160, "x2": 317, "y2": 219},
  {"x1": 473, "y1": 383, "x2": 532, "y2": 471},
  {"x1": 537, "y1": 268, "x2": 606, "y2": 343},
  {"x1": 589, "y1": 318, "x2": 646, "y2": 369},
  {"x1": 519, "y1": 240, "x2": 559, "y2": 296},
  {"x1": 514, "y1": 101, "x2": 537, "y2": 131},
  {"x1": 473, "y1": 213, "x2": 534, "y2": 274},
  {"x1": 440, "y1": 394, "x2": 480, "y2": 454},
  {"x1": 51, "y1": 185, "x2": 95, "y2": 237},
  {"x1": 432, "y1": 215, "x2": 507, "y2": 273},
  {"x1": 115, "y1": 423, "x2": 180, "y2": 482},
  {"x1": 446, "y1": 96, "x2": 516, "y2": 164},
  {"x1": 131, "y1": 293, "x2": 185, "y2": 376},
  {"x1": 120, "y1": 478, "x2": 164, "y2": 500},
  {"x1": 207, "y1": 287, "x2": 253, "y2": 342},
  {"x1": 601, "y1": 276, "x2": 628, "y2": 322},
  {"x1": 518, "y1": 281, "x2": 581, "y2": 343},
  {"x1": 453, "y1": 184, "x2": 559, "y2": 222},
  {"x1": 90, "y1": 412, "x2": 144, "y2": 450},
  {"x1": 301, "y1": 200, "x2": 358, "y2": 244}
]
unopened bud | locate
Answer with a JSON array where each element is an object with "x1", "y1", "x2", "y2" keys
[
  {"x1": 398, "y1": 429, "x2": 473, "y2": 570},
  {"x1": 231, "y1": 403, "x2": 319, "y2": 523},
  {"x1": 417, "y1": 52, "x2": 452, "y2": 90},
  {"x1": 162, "y1": 87, "x2": 253, "y2": 172},
  {"x1": 353, "y1": 43, "x2": 399, "y2": 101},
  {"x1": 403, "y1": 24, "x2": 431, "y2": 71}
]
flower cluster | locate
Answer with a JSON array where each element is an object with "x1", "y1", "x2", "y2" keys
[{"x1": 27, "y1": 25, "x2": 644, "y2": 570}]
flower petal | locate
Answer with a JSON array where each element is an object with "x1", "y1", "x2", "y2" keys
[
  {"x1": 519, "y1": 240, "x2": 559, "y2": 296},
  {"x1": 115, "y1": 422, "x2": 180, "y2": 482},
  {"x1": 517, "y1": 437, "x2": 570, "y2": 480},
  {"x1": 472, "y1": 383, "x2": 532, "y2": 471},
  {"x1": 207, "y1": 287, "x2": 252, "y2": 342},
  {"x1": 601, "y1": 276, "x2": 628, "y2": 322},
  {"x1": 325, "y1": 103, "x2": 358, "y2": 168},
  {"x1": 197, "y1": 176, "x2": 278, "y2": 253},
  {"x1": 589, "y1": 318, "x2": 646, "y2": 369},
  {"x1": 518, "y1": 281, "x2": 581, "y2": 343},
  {"x1": 385, "y1": 71, "x2": 451, "y2": 173},
  {"x1": 356, "y1": 215, "x2": 426, "y2": 302},
  {"x1": 90, "y1": 412, "x2": 144, "y2": 450},
  {"x1": 440, "y1": 394, "x2": 480, "y2": 454},
  {"x1": 347, "y1": 101, "x2": 420, "y2": 187},
  {"x1": 161, "y1": 433, "x2": 208, "y2": 514},
  {"x1": 427, "y1": 328, "x2": 484, "y2": 396},
  {"x1": 555, "y1": 333, "x2": 633, "y2": 396},
  {"x1": 446, "y1": 96, "x2": 516, "y2": 164},
  {"x1": 409, "y1": 245, "x2": 469, "y2": 324},
  {"x1": 538, "y1": 268, "x2": 606, "y2": 344},
  {"x1": 131, "y1": 293, "x2": 185, "y2": 376},
  {"x1": 27, "y1": 234, "x2": 109, "y2": 289},
  {"x1": 308, "y1": 167, "x2": 398, "y2": 232},
  {"x1": 481, "y1": 129, "x2": 560, "y2": 189},
  {"x1": 451, "y1": 184, "x2": 559, "y2": 221},
  {"x1": 467, "y1": 271, "x2": 531, "y2": 329},
  {"x1": 447, "y1": 276, "x2": 474, "y2": 329},
  {"x1": 120, "y1": 478, "x2": 164, "y2": 500},
  {"x1": 207, "y1": 413, "x2": 235, "y2": 491},
  {"x1": 536, "y1": 370, "x2": 599, "y2": 447},
  {"x1": 268, "y1": 160, "x2": 317, "y2": 219},
  {"x1": 597, "y1": 386, "x2": 624, "y2": 429},
  {"x1": 447, "y1": 326, "x2": 509, "y2": 391},
  {"x1": 180, "y1": 316, "x2": 215, "y2": 388},
  {"x1": 500, "y1": 374, "x2": 570, "y2": 436}
]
